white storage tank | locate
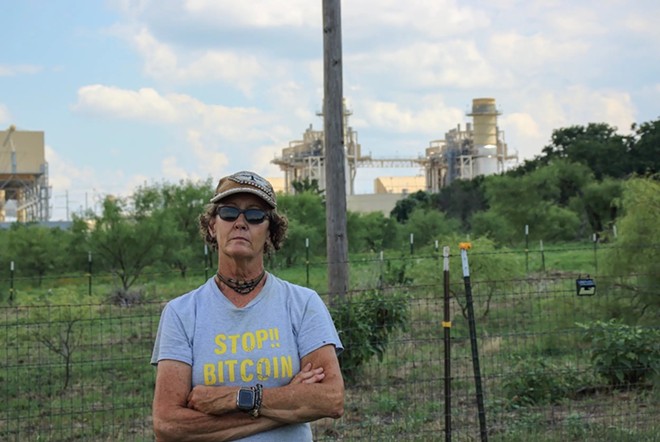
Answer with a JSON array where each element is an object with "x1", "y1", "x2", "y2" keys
[{"x1": 468, "y1": 98, "x2": 500, "y2": 176}]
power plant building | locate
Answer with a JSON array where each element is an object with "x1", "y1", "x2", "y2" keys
[
  {"x1": 424, "y1": 98, "x2": 517, "y2": 193},
  {"x1": 0, "y1": 126, "x2": 50, "y2": 222},
  {"x1": 272, "y1": 98, "x2": 517, "y2": 201}
]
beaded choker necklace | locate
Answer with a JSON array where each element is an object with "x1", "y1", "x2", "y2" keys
[{"x1": 216, "y1": 270, "x2": 266, "y2": 295}]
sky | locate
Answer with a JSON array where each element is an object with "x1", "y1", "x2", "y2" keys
[{"x1": 1, "y1": 0, "x2": 659, "y2": 221}]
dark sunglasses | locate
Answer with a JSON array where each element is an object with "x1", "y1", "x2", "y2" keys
[{"x1": 217, "y1": 206, "x2": 269, "y2": 224}]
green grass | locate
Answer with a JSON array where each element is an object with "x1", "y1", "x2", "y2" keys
[{"x1": 1, "y1": 243, "x2": 658, "y2": 441}]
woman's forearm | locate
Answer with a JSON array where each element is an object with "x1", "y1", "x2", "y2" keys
[
  {"x1": 259, "y1": 373, "x2": 345, "y2": 423},
  {"x1": 154, "y1": 405, "x2": 283, "y2": 442}
]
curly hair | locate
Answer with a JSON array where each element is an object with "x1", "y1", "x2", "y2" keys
[{"x1": 198, "y1": 203, "x2": 288, "y2": 255}]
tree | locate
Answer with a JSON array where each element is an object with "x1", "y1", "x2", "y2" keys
[
  {"x1": 346, "y1": 211, "x2": 400, "y2": 253},
  {"x1": 429, "y1": 176, "x2": 488, "y2": 231},
  {"x1": 605, "y1": 178, "x2": 660, "y2": 317},
  {"x1": 470, "y1": 210, "x2": 517, "y2": 244},
  {"x1": 406, "y1": 208, "x2": 460, "y2": 249},
  {"x1": 629, "y1": 118, "x2": 660, "y2": 176},
  {"x1": 541, "y1": 123, "x2": 631, "y2": 180},
  {"x1": 7, "y1": 224, "x2": 65, "y2": 286},
  {"x1": 89, "y1": 196, "x2": 175, "y2": 292},
  {"x1": 36, "y1": 307, "x2": 84, "y2": 390},
  {"x1": 571, "y1": 178, "x2": 622, "y2": 234},
  {"x1": 291, "y1": 178, "x2": 324, "y2": 196},
  {"x1": 133, "y1": 179, "x2": 212, "y2": 277},
  {"x1": 390, "y1": 190, "x2": 429, "y2": 223},
  {"x1": 277, "y1": 192, "x2": 327, "y2": 266},
  {"x1": 477, "y1": 162, "x2": 583, "y2": 244}
]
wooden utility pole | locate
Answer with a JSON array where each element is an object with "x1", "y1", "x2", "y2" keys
[{"x1": 322, "y1": 0, "x2": 349, "y2": 302}]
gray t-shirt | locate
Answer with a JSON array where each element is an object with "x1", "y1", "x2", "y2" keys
[{"x1": 151, "y1": 273, "x2": 343, "y2": 441}]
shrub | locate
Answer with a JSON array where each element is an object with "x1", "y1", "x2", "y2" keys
[
  {"x1": 332, "y1": 290, "x2": 408, "y2": 384},
  {"x1": 106, "y1": 287, "x2": 145, "y2": 307},
  {"x1": 503, "y1": 355, "x2": 583, "y2": 407},
  {"x1": 578, "y1": 319, "x2": 660, "y2": 387}
]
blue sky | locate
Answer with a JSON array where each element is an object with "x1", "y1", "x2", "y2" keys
[{"x1": 2, "y1": 0, "x2": 659, "y2": 220}]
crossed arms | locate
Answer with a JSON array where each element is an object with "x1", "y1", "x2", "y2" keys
[{"x1": 152, "y1": 344, "x2": 344, "y2": 441}]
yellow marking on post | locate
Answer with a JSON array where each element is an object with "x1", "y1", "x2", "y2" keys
[
  {"x1": 459, "y1": 242, "x2": 472, "y2": 250},
  {"x1": 442, "y1": 321, "x2": 452, "y2": 328}
]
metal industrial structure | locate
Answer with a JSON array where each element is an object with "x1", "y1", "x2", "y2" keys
[
  {"x1": 271, "y1": 100, "x2": 364, "y2": 195},
  {"x1": 424, "y1": 98, "x2": 518, "y2": 192},
  {"x1": 272, "y1": 97, "x2": 517, "y2": 195},
  {"x1": 0, "y1": 126, "x2": 50, "y2": 222}
]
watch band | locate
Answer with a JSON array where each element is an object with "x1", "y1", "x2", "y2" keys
[
  {"x1": 236, "y1": 385, "x2": 263, "y2": 417},
  {"x1": 250, "y1": 384, "x2": 264, "y2": 418}
]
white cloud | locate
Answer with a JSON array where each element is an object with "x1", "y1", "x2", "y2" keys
[
  {"x1": 560, "y1": 86, "x2": 636, "y2": 132},
  {"x1": 46, "y1": 145, "x2": 91, "y2": 191},
  {"x1": 624, "y1": 11, "x2": 660, "y2": 40},
  {"x1": 161, "y1": 155, "x2": 191, "y2": 181},
  {"x1": 184, "y1": 129, "x2": 229, "y2": 178},
  {"x1": 502, "y1": 112, "x2": 541, "y2": 140},
  {"x1": 345, "y1": 0, "x2": 489, "y2": 39},
  {"x1": 499, "y1": 112, "x2": 543, "y2": 160},
  {"x1": 359, "y1": 97, "x2": 464, "y2": 135},
  {"x1": 70, "y1": 82, "x2": 294, "y2": 191},
  {"x1": 0, "y1": 64, "x2": 41, "y2": 76},
  {"x1": 349, "y1": 40, "x2": 495, "y2": 91},
  {"x1": 72, "y1": 85, "x2": 180, "y2": 122},
  {"x1": 488, "y1": 32, "x2": 590, "y2": 76},
  {"x1": 182, "y1": 0, "x2": 318, "y2": 28},
  {"x1": 252, "y1": 142, "x2": 288, "y2": 177},
  {"x1": 129, "y1": 27, "x2": 265, "y2": 91},
  {"x1": 495, "y1": 86, "x2": 638, "y2": 161}
]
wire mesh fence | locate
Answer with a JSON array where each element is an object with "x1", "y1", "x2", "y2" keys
[{"x1": 1, "y1": 244, "x2": 658, "y2": 441}]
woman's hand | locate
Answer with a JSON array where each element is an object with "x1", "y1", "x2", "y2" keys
[{"x1": 289, "y1": 362, "x2": 325, "y2": 385}]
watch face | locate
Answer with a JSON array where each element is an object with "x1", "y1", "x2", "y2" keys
[{"x1": 237, "y1": 388, "x2": 255, "y2": 410}]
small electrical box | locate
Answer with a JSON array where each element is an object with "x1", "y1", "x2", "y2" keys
[{"x1": 576, "y1": 276, "x2": 596, "y2": 296}]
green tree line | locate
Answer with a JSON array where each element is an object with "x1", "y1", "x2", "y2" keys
[
  {"x1": 392, "y1": 119, "x2": 660, "y2": 244},
  {"x1": 0, "y1": 119, "x2": 658, "y2": 294}
]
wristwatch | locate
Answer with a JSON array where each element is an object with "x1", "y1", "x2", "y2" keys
[{"x1": 236, "y1": 387, "x2": 256, "y2": 411}]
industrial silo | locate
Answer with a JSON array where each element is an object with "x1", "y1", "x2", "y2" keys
[{"x1": 468, "y1": 98, "x2": 500, "y2": 176}]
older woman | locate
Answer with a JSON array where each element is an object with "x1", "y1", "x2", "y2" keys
[{"x1": 151, "y1": 171, "x2": 344, "y2": 441}]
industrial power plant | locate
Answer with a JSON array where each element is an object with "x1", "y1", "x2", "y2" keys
[
  {"x1": 272, "y1": 97, "x2": 517, "y2": 195},
  {"x1": 0, "y1": 125, "x2": 50, "y2": 222},
  {"x1": 0, "y1": 98, "x2": 516, "y2": 222}
]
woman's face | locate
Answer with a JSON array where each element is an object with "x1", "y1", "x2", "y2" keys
[{"x1": 210, "y1": 193, "x2": 270, "y2": 261}]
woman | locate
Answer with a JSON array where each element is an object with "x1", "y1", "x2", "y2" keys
[{"x1": 151, "y1": 171, "x2": 345, "y2": 441}]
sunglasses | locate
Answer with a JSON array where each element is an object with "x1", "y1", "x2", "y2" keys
[{"x1": 217, "y1": 206, "x2": 269, "y2": 224}]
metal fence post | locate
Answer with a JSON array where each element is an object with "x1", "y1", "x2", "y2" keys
[
  {"x1": 525, "y1": 225, "x2": 529, "y2": 273},
  {"x1": 460, "y1": 242, "x2": 488, "y2": 442},
  {"x1": 378, "y1": 250, "x2": 384, "y2": 289},
  {"x1": 88, "y1": 252, "x2": 93, "y2": 296},
  {"x1": 443, "y1": 246, "x2": 452, "y2": 442},
  {"x1": 305, "y1": 238, "x2": 310, "y2": 287},
  {"x1": 593, "y1": 233, "x2": 598, "y2": 274},
  {"x1": 9, "y1": 260, "x2": 15, "y2": 303}
]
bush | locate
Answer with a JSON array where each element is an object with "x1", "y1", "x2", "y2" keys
[
  {"x1": 502, "y1": 355, "x2": 584, "y2": 407},
  {"x1": 578, "y1": 319, "x2": 660, "y2": 387},
  {"x1": 106, "y1": 288, "x2": 145, "y2": 306},
  {"x1": 332, "y1": 290, "x2": 408, "y2": 384}
]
